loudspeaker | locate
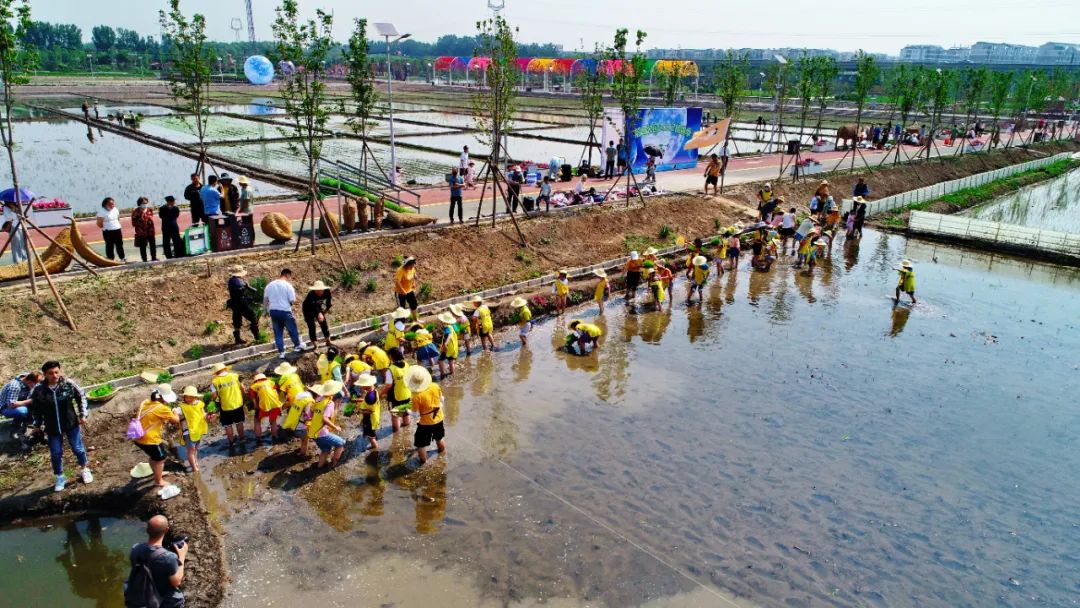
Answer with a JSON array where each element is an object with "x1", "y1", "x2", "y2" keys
[{"x1": 786, "y1": 140, "x2": 800, "y2": 155}]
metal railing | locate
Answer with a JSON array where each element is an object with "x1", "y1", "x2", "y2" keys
[
  {"x1": 319, "y1": 158, "x2": 421, "y2": 212},
  {"x1": 847, "y1": 152, "x2": 1076, "y2": 217},
  {"x1": 908, "y1": 210, "x2": 1080, "y2": 257}
]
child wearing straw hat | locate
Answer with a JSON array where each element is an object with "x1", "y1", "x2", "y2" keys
[
  {"x1": 131, "y1": 386, "x2": 180, "y2": 487},
  {"x1": 384, "y1": 307, "x2": 411, "y2": 358},
  {"x1": 449, "y1": 304, "x2": 472, "y2": 356},
  {"x1": 175, "y1": 386, "x2": 209, "y2": 472},
  {"x1": 274, "y1": 361, "x2": 304, "y2": 404},
  {"x1": 410, "y1": 324, "x2": 439, "y2": 372},
  {"x1": 210, "y1": 363, "x2": 246, "y2": 447},
  {"x1": 385, "y1": 349, "x2": 413, "y2": 431},
  {"x1": 552, "y1": 270, "x2": 570, "y2": 314},
  {"x1": 894, "y1": 260, "x2": 917, "y2": 304},
  {"x1": 469, "y1": 295, "x2": 495, "y2": 352},
  {"x1": 249, "y1": 373, "x2": 282, "y2": 443},
  {"x1": 353, "y1": 373, "x2": 381, "y2": 451},
  {"x1": 406, "y1": 367, "x2": 445, "y2": 464},
  {"x1": 511, "y1": 297, "x2": 532, "y2": 345},
  {"x1": 687, "y1": 255, "x2": 710, "y2": 303},
  {"x1": 307, "y1": 381, "x2": 346, "y2": 468},
  {"x1": 436, "y1": 312, "x2": 459, "y2": 378},
  {"x1": 592, "y1": 269, "x2": 608, "y2": 314}
]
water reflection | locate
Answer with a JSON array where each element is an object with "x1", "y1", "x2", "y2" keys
[
  {"x1": 889, "y1": 304, "x2": 912, "y2": 337},
  {"x1": 57, "y1": 516, "x2": 129, "y2": 607},
  {"x1": 966, "y1": 167, "x2": 1080, "y2": 232}
]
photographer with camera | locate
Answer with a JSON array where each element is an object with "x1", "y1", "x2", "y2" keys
[
  {"x1": 125, "y1": 515, "x2": 186, "y2": 608},
  {"x1": 226, "y1": 265, "x2": 260, "y2": 346}
]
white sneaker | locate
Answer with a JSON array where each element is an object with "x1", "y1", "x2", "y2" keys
[
  {"x1": 81, "y1": 468, "x2": 94, "y2": 484},
  {"x1": 54, "y1": 475, "x2": 66, "y2": 492},
  {"x1": 294, "y1": 343, "x2": 306, "y2": 353},
  {"x1": 278, "y1": 352, "x2": 287, "y2": 360}
]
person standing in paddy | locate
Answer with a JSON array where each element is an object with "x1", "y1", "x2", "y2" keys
[
  {"x1": 249, "y1": 373, "x2": 282, "y2": 443},
  {"x1": 592, "y1": 268, "x2": 609, "y2": 314},
  {"x1": 511, "y1": 297, "x2": 532, "y2": 346},
  {"x1": 264, "y1": 268, "x2": 305, "y2": 358},
  {"x1": 436, "y1": 312, "x2": 459, "y2": 378},
  {"x1": 175, "y1": 386, "x2": 209, "y2": 472},
  {"x1": 210, "y1": 363, "x2": 246, "y2": 447},
  {"x1": 469, "y1": 295, "x2": 495, "y2": 352},
  {"x1": 307, "y1": 381, "x2": 346, "y2": 469},
  {"x1": 30, "y1": 361, "x2": 93, "y2": 493},
  {"x1": 552, "y1": 270, "x2": 570, "y2": 314},
  {"x1": 95, "y1": 197, "x2": 126, "y2": 263},
  {"x1": 407, "y1": 367, "x2": 446, "y2": 465},
  {"x1": 394, "y1": 256, "x2": 420, "y2": 322},
  {"x1": 894, "y1": 260, "x2": 917, "y2": 304}
]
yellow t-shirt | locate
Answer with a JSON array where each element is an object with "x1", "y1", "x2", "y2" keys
[
  {"x1": 282, "y1": 392, "x2": 313, "y2": 431},
  {"x1": 178, "y1": 399, "x2": 208, "y2": 442},
  {"x1": 475, "y1": 305, "x2": 493, "y2": 334},
  {"x1": 389, "y1": 362, "x2": 411, "y2": 403},
  {"x1": 593, "y1": 279, "x2": 607, "y2": 302},
  {"x1": 442, "y1": 327, "x2": 459, "y2": 358},
  {"x1": 212, "y1": 372, "x2": 244, "y2": 411},
  {"x1": 384, "y1": 324, "x2": 404, "y2": 350},
  {"x1": 693, "y1": 265, "x2": 708, "y2": 286},
  {"x1": 413, "y1": 384, "x2": 444, "y2": 426},
  {"x1": 251, "y1": 378, "x2": 282, "y2": 412},
  {"x1": 578, "y1": 322, "x2": 602, "y2": 338},
  {"x1": 394, "y1": 267, "x2": 416, "y2": 295},
  {"x1": 306, "y1": 396, "x2": 333, "y2": 439},
  {"x1": 365, "y1": 346, "x2": 390, "y2": 370},
  {"x1": 414, "y1": 329, "x2": 433, "y2": 348},
  {"x1": 518, "y1": 306, "x2": 532, "y2": 325},
  {"x1": 554, "y1": 279, "x2": 569, "y2": 297},
  {"x1": 134, "y1": 400, "x2": 174, "y2": 446},
  {"x1": 347, "y1": 359, "x2": 372, "y2": 377},
  {"x1": 277, "y1": 372, "x2": 303, "y2": 402}
]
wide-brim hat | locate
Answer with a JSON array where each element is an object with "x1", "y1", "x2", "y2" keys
[
  {"x1": 449, "y1": 303, "x2": 465, "y2": 316},
  {"x1": 211, "y1": 363, "x2": 230, "y2": 374},
  {"x1": 403, "y1": 256, "x2": 417, "y2": 266},
  {"x1": 629, "y1": 251, "x2": 640, "y2": 260},
  {"x1": 557, "y1": 269, "x2": 569, "y2": 276},
  {"x1": 311, "y1": 380, "x2": 343, "y2": 397},
  {"x1": 309, "y1": 280, "x2": 329, "y2": 291},
  {"x1": 237, "y1": 175, "x2": 249, "y2": 185},
  {"x1": 392, "y1": 307, "x2": 412, "y2": 320},
  {"x1": 470, "y1": 295, "x2": 484, "y2": 307},
  {"x1": 229, "y1": 265, "x2": 247, "y2": 277},
  {"x1": 355, "y1": 341, "x2": 370, "y2": 352},
  {"x1": 181, "y1": 385, "x2": 200, "y2": 398},
  {"x1": 157, "y1": 383, "x2": 177, "y2": 403},
  {"x1": 253, "y1": 373, "x2": 267, "y2": 382},
  {"x1": 273, "y1": 362, "x2": 296, "y2": 376},
  {"x1": 510, "y1": 297, "x2": 527, "y2": 308},
  {"x1": 219, "y1": 172, "x2": 233, "y2": 181},
  {"x1": 901, "y1": 259, "x2": 913, "y2": 269},
  {"x1": 592, "y1": 269, "x2": 607, "y2": 278},
  {"x1": 643, "y1": 247, "x2": 658, "y2": 256},
  {"x1": 852, "y1": 196, "x2": 866, "y2": 203},
  {"x1": 437, "y1": 312, "x2": 456, "y2": 325},
  {"x1": 355, "y1": 373, "x2": 377, "y2": 388},
  {"x1": 405, "y1": 366, "x2": 432, "y2": 393},
  {"x1": 692, "y1": 255, "x2": 708, "y2": 266},
  {"x1": 130, "y1": 462, "x2": 154, "y2": 479}
]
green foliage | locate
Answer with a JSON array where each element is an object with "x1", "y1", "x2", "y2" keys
[
  {"x1": 203, "y1": 319, "x2": 223, "y2": 335},
  {"x1": 514, "y1": 249, "x2": 532, "y2": 264},
  {"x1": 364, "y1": 278, "x2": 378, "y2": 293},
  {"x1": 156, "y1": 371, "x2": 174, "y2": 383},
  {"x1": 186, "y1": 344, "x2": 204, "y2": 359},
  {"x1": 112, "y1": 298, "x2": 126, "y2": 311},
  {"x1": 851, "y1": 51, "x2": 880, "y2": 114},
  {"x1": 255, "y1": 330, "x2": 270, "y2": 344},
  {"x1": 658, "y1": 224, "x2": 672, "y2": 239},
  {"x1": 608, "y1": 28, "x2": 648, "y2": 132},
  {"x1": 158, "y1": 0, "x2": 213, "y2": 166},
  {"x1": 577, "y1": 44, "x2": 606, "y2": 158},
  {"x1": 714, "y1": 218, "x2": 723, "y2": 232},
  {"x1": 0, "y1": 0, "x2": 36, "y2": 191},
  {"x1": 659, "y1": 61, "x2": 693, "y2": 106},
  {"x1": 713, "y1": 50, "x2": 748, "y2": 119},
  {"x1": 811, "y1": 56, "x2": 838, "y2": 136},
  {"x1": 88, "y1": 384, "x2": 115, "y2": 398},
  {"x1": 418, "y1": 283, "x2": 433, "y2": 302},
  {"x1": 390, "y1": 254, "x2": 404, "y2": 268},
  {"x1": 472, "y1": 15, "x2": 517, "y2": 162},
  {"x1": 888, "y1": 64, "x2": 927, "y2": 129},
  {"x1": 273, "y1": 0, "x2": 335, "y2": 200},
  {"x1": 341, "y1": 18, "x2": 378, "y2": 139},
  {"x1": 337, "y1": 267, "x2": 360, "y2": 289},
  {"x1": 959, "y1": 67, "x2": 989, "y2": 121},
  {"x1": 795, "y1": 56, "x2": 817, "y2": 131}
]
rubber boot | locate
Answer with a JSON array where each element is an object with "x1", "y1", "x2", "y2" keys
[{"x1": 234, "y1": 329, "x2": 246, "y2": 346}]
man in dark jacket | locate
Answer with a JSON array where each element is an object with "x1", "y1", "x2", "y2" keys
[
  {"x1": 30, "y1": 360, "x2": 92, "y2": 492},
  {"x1": 226, "y1": 266, "x2": 260, "y2": 345},
  {"x1": 183, "y1": 173, "x2": 205, "y2": 225},
  {"x1": 159, "y1": 196, "x2": 184, "y2": 259}
]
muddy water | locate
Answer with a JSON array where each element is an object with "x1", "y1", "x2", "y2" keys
[
  {"x1": 0, "y1": 515, "x2": 143, "y2": 607},
  {"x1": 965, "y1": 166, "x2": 1080, "y2": 232},
  {"x1": 199, "y1": 229, "x2": 1080, "y2": 607}
]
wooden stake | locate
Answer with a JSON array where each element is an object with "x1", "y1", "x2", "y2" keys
[{"x1": 22, "y1": 230, "x2": 77, "y2": 330}]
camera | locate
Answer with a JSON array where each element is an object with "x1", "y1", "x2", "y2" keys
[{"x1": 165, "y1": 534, "x2": 189, "y2": 554}]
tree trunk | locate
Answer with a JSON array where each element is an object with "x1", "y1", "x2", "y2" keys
[{"x1": 1, "y1": 94, "x2": 36, "y2": 292}]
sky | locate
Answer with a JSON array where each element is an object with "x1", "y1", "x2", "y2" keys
[{"x1": 33, "y1": 0, "x2": 1080, "y2": 55}]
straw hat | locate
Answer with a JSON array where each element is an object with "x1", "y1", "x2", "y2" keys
[
  {"x1": 157, "y1": 383, "x2": 177, "y2": 403},
  {"x1": 692, "y1": 255, "x2": 708, "y2": 266},
  {"x1": 592, "y1": 268, "x2": 607, "y2": 278},
  {"x1": 449, "y1": 303, "x2": 465, "y2": 317},
  {"x1": 237, "y1": 175, "x2": 249, "y2": 185},
  {"x1": 557, "y1": 269, "x2": 569, "y2": 276},
  {"x1": 355, "y1": 341, "x2": 370, "y2": 352},
  {"x1": 229, "y1": 265, "x2": 247, "y2": 277},
  {"x1": 392, "y1": 307, "x2": 412, "y2": 320},
  {"x1": 403, "y1": 256, "x2": 417, "y2": 266},
  {"x1": 404, "y1": 366, "x2": 432, "y2": 393},
  {"x1": 181, "y1": 385, "x2": 200, "y2": 398},
  {"x1": 510, "y1": 297, "x2": 527, "y2": 308},
  {"x1": 819, "y1": 179, "x2": 829, "y2": 186},
  {"x1": 311, "y1": 380, "x2": 343, "y2": 397},
  {"x1": 273, "y1": 362, "x2": 296, "y2": 376},
  {"x1": 901, "y1": 259, "x2": 913, "y2": 269},
  {"x1": 130, "y1": 462, "x2": 154, "y2": 479},
  {"x1": 252, "y1": 373, "x2": 267, "y2": 382},
  {"x1": 309, "y1": 280, "x2": 329, "y2": 291},
  {"x1": 852, "y1": 196, "x2": 866, "y2": 203},
  {"x1": 355, "y1": 373, "x2": 377, "y2": 388},
  {"x1": 643, "y1": 246, "x2": 658, "y2": 256},
  {"x1": 219, "y1": 172, "x2": 233, "y2": 181},
  {"x1": 211, "y1": 362, "x2": 230, "y2": 374},
  {"x1": 437, "y1": 312, "x2": 456, "y2": 325},
  {"x1": 470, "y1": 295, "x2": 484, "y2": 307}
]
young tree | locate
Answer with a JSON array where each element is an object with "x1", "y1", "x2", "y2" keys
[
  {"x1": 712, "y1": 50, "x2": 747, "y2": 192},
  {"x1": 794, "y1": 56, "x2": 817, "y2": 143},
  {"x1": 471, "y1": 15, "x2": 525, "y2": 242},
  {"x1": 986, "y1": 70, "x2": 1013, "y2": 150},
  {"x1": 955, "y1": 67, "x2": 988, "y2": 154},
  {"x1": 811, "y1": 56, "x2": 838, "y2": 139},
  {"x1": 341, "y1": 17, "x2": 379, "y2": 182},
  {"x1": 576, "y1": 46, "x2": 605, "y2": 166},
  {"x1": 605, "y1": 28, "x2": 648, "y2": 205},
  {"x1": 882, "y1": 64, "x2": 925, "y2": 164},
  {"x1": 0, "y1": 0, "x2": 36, "y2": 287},
  {"x1": 159, "y1": 0, "x2": 213, "y2": 178},
  {"x1": 845, "y1": 50, "x2": 879, "y2": 172},
  {"x1": 272, "y1": 0, "x2": 343, "y2": 263},
  {"x1": 921, "y1": 68, "x2": 954, "y2": 160},
  {"x1": 659, "y1": 61, "x2": 689, "y2": 106}
]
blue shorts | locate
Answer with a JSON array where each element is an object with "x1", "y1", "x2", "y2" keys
[
  {"x1": 183, "y1": 433, "x2": 201, "y2": 450},
  {"x1": 519, "y1": 321, "x2": 532, "y2": 336},
  {"x1": 416, "y1": 344, "x2": 439, "y2": 361},
  {"x1": 315, "y1": 433, "x2": 345, "y2": 452},
  {"x1": 727, "y1": 249, "x2": 740, "y2": 260}
]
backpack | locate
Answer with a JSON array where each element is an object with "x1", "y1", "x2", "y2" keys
[
  {"x1": 126, "y1": 404, "x2": 158, "y2": 441},
  {"x1": 124, "y1": 546, "x2": 166, "y2": 608}
]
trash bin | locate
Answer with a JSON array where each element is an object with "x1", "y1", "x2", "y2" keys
[
  {"x1": 208, "y1": 215, "x2": 234, "y2": 252},
  {"x1": 183, "y1": 223, "x2": 209, "y2": 256},
  {"x1": 560, "y1": 164, "x2": 573, "y2": 182},
  {"x1": 231, "y1": 213, "x2": 255, "y2": 249}
]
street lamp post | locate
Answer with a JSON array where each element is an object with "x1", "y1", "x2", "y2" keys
[
  {"x1": 88, "y1": 53, "x2": 95, "y2": 78},
  {"x1": 375, "y1": 23, "x2": 411, "y2": 186}
]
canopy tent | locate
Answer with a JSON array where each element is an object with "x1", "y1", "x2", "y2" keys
[
  {"x1": 648, "y1": 59, "x2": 701, "y2": 101},
  {"x1": 467, "y1": 57, "x2": 491, "y2": 71},
  {"x1": 526, "y1": 58, "x2": 556, "y2": 73},
  {"x1": 570, "y1": 58, "x2": 597, "y2": 76},
  {"x1": 434, "y1": 56, "x2": 468, "y2": 84}
]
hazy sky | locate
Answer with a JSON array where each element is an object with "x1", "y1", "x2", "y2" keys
[{"x1": 33, "y1": 0, "x2": 1080, "y2": 54}]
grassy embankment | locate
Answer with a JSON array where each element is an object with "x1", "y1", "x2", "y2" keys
[{"x1": 876, "y1": 158, "x2": 1080, "y2": 228}]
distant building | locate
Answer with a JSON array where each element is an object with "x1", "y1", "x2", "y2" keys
[
  {"x1": 969, "y1": 42, "x2": 1037, "y2": 64},
  {"x1": 1036, "y1": 42, "x2": 1080, "y2": 65},
  {"x1": 900, "y1": 45, "x2": 944, "y2": 62}
]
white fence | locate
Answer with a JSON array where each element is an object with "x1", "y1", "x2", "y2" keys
[
  {"x1": 857, "y1": 152, "x2": 1075, "y2": 217},
  {"x1": 908, "y1": 210, "x2": 1080, "y2": 258}
]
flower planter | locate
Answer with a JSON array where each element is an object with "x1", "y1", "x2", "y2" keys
[
  {"x1": 30, "y1": 206, "x2": 72, "y2": 228},
  {"x1": 811, "y1": 142, "x2": 835, "y2": 153},
  {"x1": 791, "y1": 163, "x2": 824, "y2": 178}
]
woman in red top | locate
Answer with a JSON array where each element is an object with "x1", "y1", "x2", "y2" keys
[{"x1": 131, "y1": 197, "x2": 158, "y2": 262}]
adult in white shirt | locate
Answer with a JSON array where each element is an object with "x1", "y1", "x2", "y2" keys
[
  {"x1": 263, "y1": 268, "x2": 305, "y2": 358},
  {"x1": 1, "y1": 201, "x2": 28, "y2": 263},
  {"x1": 459, "y1": 146, "x2": 469, "y2": 175},
  {"x1": 779, "y1": 207, "x2": 797, "y2": 254},
  {"x1": 94, "y1": 197, "x2": 126, "y2": 262}
]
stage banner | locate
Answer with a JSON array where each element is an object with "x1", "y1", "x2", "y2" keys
[{"x1": 601, "y1": 107, "x2": 702, "y2": 173}]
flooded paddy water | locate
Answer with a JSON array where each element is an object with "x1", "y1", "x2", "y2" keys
[
  {"x1": 965, "y1": 167, "x2": 1080, "y2": 233},
  {"x1": 183, "y1": 229, "x2": 1079, "y2": 607}
]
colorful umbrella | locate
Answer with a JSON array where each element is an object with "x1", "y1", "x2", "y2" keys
[{"x1": 0, "y1": 187, "x2": 35, "y2": 203}]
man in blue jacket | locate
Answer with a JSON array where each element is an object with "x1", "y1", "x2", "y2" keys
[{"x1": 30, "y1": 360, "x2": 93, "y2": 492}]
